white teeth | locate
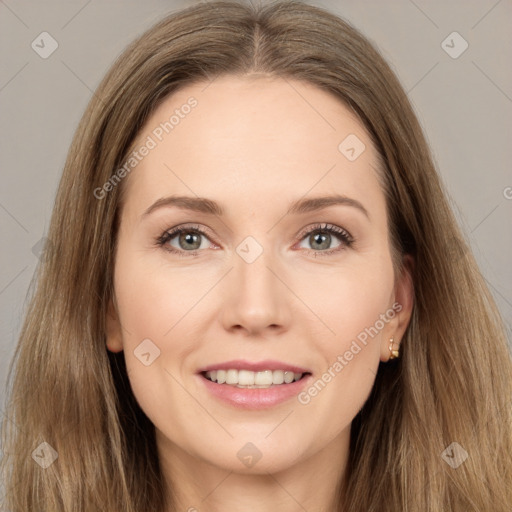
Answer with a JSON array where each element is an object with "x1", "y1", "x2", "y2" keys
[
  {"x1": 238, "y1": 370, "x2": 255, "y2": 386},
  {"x1": 273, "y1": 370, "x2": 284, "y2": 385},
  {"x1": 284, "y1": 371, "x2": 295, "y2": 384},
  {"x1": 204, "y1": 369, "x2": 305, "y2": 387},
  {"x1": 226, "y1": 369, "x2": 238, "y2": 385},
  {"x1": 254, "y1": 370, "x2": 273, "y2": 386}
]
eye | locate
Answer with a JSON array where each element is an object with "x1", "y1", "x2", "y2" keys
[
  {"x1": 296, "y1": 223, "x2": 354, "y2": 256},
  {"x1": 156, "y1": 222, "x2": 355, "y2": 257},
  {"x1": 156, "y1": 224, "x2": 215, "y2": 256}
]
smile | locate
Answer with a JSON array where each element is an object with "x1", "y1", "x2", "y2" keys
[
  {"x1": 203, "y1": 369, "x2": 306, "y2": 388},
  {"x1": 198, "y1": 370, "x2": 313, "y2": 410}
]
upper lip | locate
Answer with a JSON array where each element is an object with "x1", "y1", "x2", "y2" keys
[{"x1": 197, "y1": 359, "x2": 311, "y2": 374}]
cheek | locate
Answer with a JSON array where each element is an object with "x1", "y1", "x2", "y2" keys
[
  {"x1": 298, "y1": 254, "x2": 394, "y2": 346},
  {"x1": 294, "y1": 268, "x2": 394, "y2": 441},
  {"x1": 114, "y1": 246, "x2": 209, "y2": 342},
  {"x1": 294, "y1": 253, "x2": 393, "y2": 408},
  {"x1": 112, "y1": 250, "x2": 196, "y2": 400}
]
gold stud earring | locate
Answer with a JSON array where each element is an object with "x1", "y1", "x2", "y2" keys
[{"x1": 388, "y1": 336, "x2": 400, "y2": 359}]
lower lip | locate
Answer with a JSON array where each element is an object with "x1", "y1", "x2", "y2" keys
[{"x1": 198, "y1": 373, "x2": 313, "y2": 410}]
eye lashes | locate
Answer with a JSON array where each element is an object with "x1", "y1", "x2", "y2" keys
[{"x1": 156, "y1": 222, "x2": 355, "y2": 257}]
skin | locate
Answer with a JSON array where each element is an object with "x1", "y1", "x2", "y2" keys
[{"x1": 106, "y1": 75, "x2": 414, "y2": 512}]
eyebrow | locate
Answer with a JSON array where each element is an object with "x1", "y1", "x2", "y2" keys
[{"x1": 141, "y1": 194, "x2": 370, "y2": 220}]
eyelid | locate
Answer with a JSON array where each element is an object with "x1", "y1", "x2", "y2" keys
[
  {"x1": 294, "y1": 222, "x2": 354, "y2": 244},
  {"x1": 156, "y1": 223, "x2": 218, "y2": 249}
]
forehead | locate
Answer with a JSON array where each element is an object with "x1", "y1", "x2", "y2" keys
[{"x1": 122, "y1": 75, "x2": 384, "y2": 218}]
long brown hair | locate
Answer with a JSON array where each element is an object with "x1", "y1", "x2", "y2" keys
[{"x1": 2, "y1": 1, "x2": 511, "y2": 510}]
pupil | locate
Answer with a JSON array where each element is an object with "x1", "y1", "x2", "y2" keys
[{"x1": 311, "y1": 232, "x2": 330, "y2": 250}]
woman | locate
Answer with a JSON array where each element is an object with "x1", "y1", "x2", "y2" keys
[{"x1": 2, "y1": 1, "x2": 511, "y2": 510}]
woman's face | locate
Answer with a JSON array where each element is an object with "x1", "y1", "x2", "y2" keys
[{"x1": 107, "y1": 75, "x2": 413, "y2": 476}]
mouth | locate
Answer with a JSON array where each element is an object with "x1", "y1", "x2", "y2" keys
[
  {"x1": 196, "y1": 360, "x2": 313, "y2": 409},
  {"x1": 201, "y1": 369, "x2": 312, "y2": 389}
]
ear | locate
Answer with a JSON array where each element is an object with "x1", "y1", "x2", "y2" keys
[
  {"x1": 380, "y1": 254, "x2": 414, "y2": 362},
  {"x1": 106, "y1": 296, "x2": 124, "y2": 353}
]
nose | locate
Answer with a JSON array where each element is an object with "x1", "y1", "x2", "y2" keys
[{"x1": 220, "y1": 246, "x2": 291, "y2": 336}]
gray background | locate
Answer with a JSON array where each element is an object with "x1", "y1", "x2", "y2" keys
[{"x1": 1, "y1": 0, "x2": 511, "y2": 411}]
